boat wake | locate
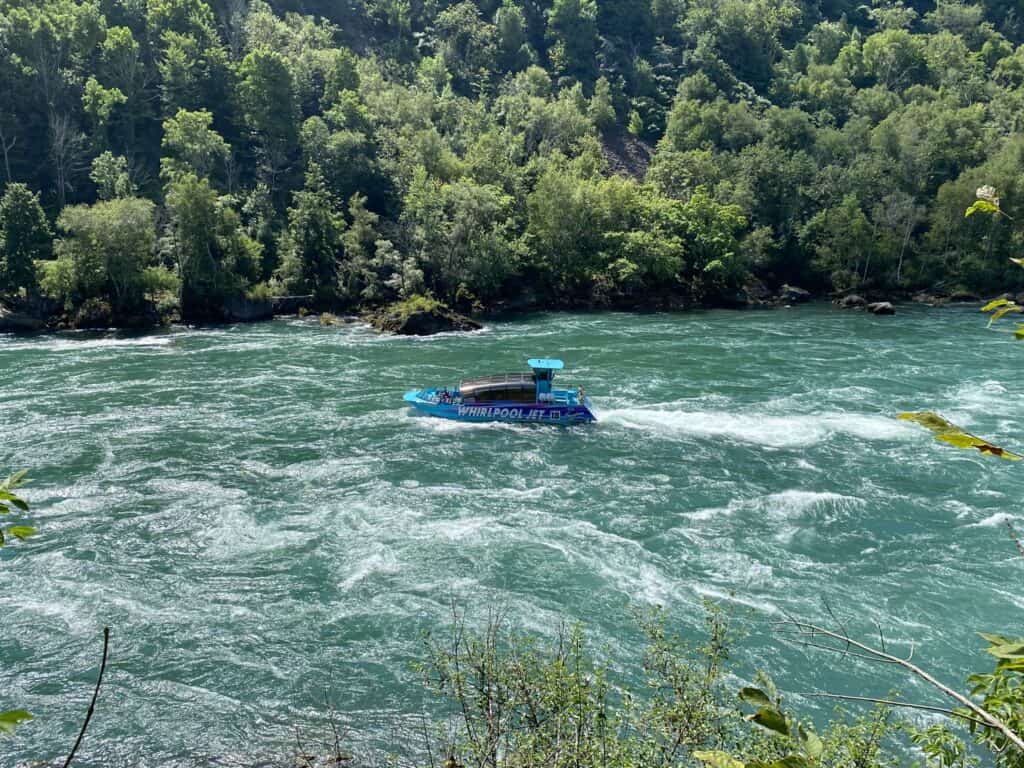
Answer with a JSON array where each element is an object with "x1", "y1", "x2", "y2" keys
[{"x1": 599, "y1": 407, "x2": 916, "y2": 448}]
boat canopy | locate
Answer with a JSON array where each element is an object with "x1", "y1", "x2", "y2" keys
[
  {"x1": 527, "y1": 358, "x2": 564, "y2": 371},
  {"x1": 460, "y1": 373, "x2": 536, "y2": 401}
]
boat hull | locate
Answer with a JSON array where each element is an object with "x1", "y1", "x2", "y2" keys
[{"x1": 404, "y1": 390, "x2": 596, "y2": 425}]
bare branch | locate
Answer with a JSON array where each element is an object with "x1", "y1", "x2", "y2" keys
[
  {"x1": 776, "y1": 617, "x2": 1024, "y2": 754},
  {"x1": 62, "y1": 627, "x2": 110, "y2": 768},
  {"x1": 795, "y1": 639, "x2": 906, "y2": 665},
  {"x1": 794, "y1": 691, "x2": 991, "y2": 728},
  {"x1": 294, "y1": 725, "x2": 313, "y2": 768},
  {"x1": 1007, "y1": 521, "x2": 1024, "y2": 560},
  {"x1": 421, "y1": 710, "x2": 437, "y2": 768},
  {"x1": 904, "y1": 642, "x2": 916, "y2": 663}
]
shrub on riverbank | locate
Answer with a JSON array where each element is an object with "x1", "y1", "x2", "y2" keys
[
  {"x1": 291, "y1": 605, "x2": 909, "y2": 768},
  {"x1": 286, "y1": 604, "x2": 1024, "y2": 768}
]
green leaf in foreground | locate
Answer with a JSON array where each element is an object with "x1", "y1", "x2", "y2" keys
[
  {"x1": 985, "y1": 642, "x2": 1024, "y2": 659},
  {"x1": 0, "y1": 471, "x2": 29, "y2": 513},
  {"x1": 739, "y1": 687, "x2": 773, "y2": 707},
  {"x1": 770, "y1": 756, "x2": 811, "y2": 768},
  {"x1": 800, "y1": 726, "x2": 824, "y2": 759},
  {"x1": 694, "y1": 750, "x2": 746, "y2": 768},
  {"x1": 0, "y1": 710, "x2": 33, "y2": 735},
  {"x1": 748, "y1": 707, "x2": 790, "y2": 736},
  {"x1": 981, "y1": 294, "x2": 1024, "y2": 338},
  {"x1": 980, "y1": 632, "x2": 1012, "y2": 645},
  {"x1": 898, "y1": 412, "x2": 1023, "y2": 460},
  {"x1": 981, "y1": 297, "x2": 1011, "y2": 312},
  {"x1": 989, "y1": 305, "x2": 1024, "y2": 326},
  {"x1": 7, "y1": 526, "x2": 36, "y2": 541},
  {"x1": 965, "y1": 199, "x2": 1001, "y2": 218}
]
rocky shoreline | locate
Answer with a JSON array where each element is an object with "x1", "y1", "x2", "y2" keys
[{"x1": 0, "y1": 283, "x2": 1004, "y2": 337}]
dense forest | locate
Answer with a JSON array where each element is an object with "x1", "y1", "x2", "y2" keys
[{"x1": 1, "y1": 0, "x2": 1024, "y2": 324}]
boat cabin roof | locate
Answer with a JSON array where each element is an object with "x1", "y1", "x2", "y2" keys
[
  {"x1": 527, "y1": 358, "x2": 563, "y2": 371},
  {"x1": 460, "y1": 373, "x2": 535, "y2": 398}
]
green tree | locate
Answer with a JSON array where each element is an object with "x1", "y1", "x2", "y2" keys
[
  {"x1": 81, "y1": 77, "x2": 127, "y2": 143},
  {"x1": 588, "y1": 77, "x2": 617, "y2": 133},
  {"x1": 545, "y1": 0, "x2": 597, "y2": 83},
  {"x1": 432, "y1": 1, "x2": 497, "y2": 95},
  {"x1": 236, "y1": 48, "x2": 298, "y2": 188},
  {"x1": 148, "y1": 0, "x2": 230, "y2": 117},
  {"x1": 403, "y1": 168, "x2": 520, "y2": 303},
  {"x1": 494, "y1": 1, "x2": 532, "y2": 73},
  {"x1": 322, "y1": 49, "x2": 360, "y2": 107},
  {"x1": 98, "y1": 26, "x2": 145, "y2": 149},
  {"x1": 3, "y1": 0, "x2": 106, "y2": 206},
  {"x1": 55, "y1": 197, "x2": 156, "y2": 311},
  {"x1": 90, "y1": 152, "x2": 134, "y2": 200},
  {"x1": 800, "y1": 194, "x2": 875, "y2": 289},
  {"x1": 676, "y1": 186, "x2": 748, "y2": 300},
  {"x1": 339, "y1": 192, "x2": 381, "y2": 301},
  {"x1": 0, "y1": 184, "x2": 51, "y2": 296},
  {"x1": 161, "y1": 108, "x2": 231, "y2": 181},
  {"x1": 156, "y1": 31, "x2": 232, "y2": 118},
  {"x1": 276, "y1": 163, "x2": 345, "y2": 298},
  {"x1": 165, "y1": 173, "x2": 260, "y2": 319}
]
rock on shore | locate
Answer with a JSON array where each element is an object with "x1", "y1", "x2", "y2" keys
[
  {"x1": 836, "y1": 294, "x2": 866, "y2": 308},
  {"x1": 368, "y1": 296, "x2": 482, "y2": 335},
  {"x1": 778, "y1": 284, "x2": 812, "y2": 303},
  {"x1": 0, "y1": 303, "x2": 45, "y2": 331},
  {"x1": 867, "y1": 301, "x2": 895, "y2": 315},
  {"x1": 833, "y1": 294, "x2": 895, "y2": 314}
]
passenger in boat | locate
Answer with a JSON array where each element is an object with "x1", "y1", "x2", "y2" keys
[{"x1": 577, "y1": 385, "x2": 585, "y2": 404}]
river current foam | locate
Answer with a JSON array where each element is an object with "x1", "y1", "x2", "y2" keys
[{"x1": 2, "y1": 305, "x2": 1023, "y2": 765}]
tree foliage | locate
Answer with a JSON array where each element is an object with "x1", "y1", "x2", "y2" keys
[
  {"x1": 2, "y1": 0, "x2": 1024, "y2": 322},
  {"x1": 0, "y1": 184, "x2": 50, "y2": 296},
  {"x1": 411, "y1": 604, "x2": 913, "y2": 768},
  {"x1": 55, "y1": 197, "x2": 156, "y2": 312}
]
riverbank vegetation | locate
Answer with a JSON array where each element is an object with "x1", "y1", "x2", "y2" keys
[
  {"x1": 2, "y1": 0, "x2": 1024, "y2": 326},
  {"x1": 290, "y1": 603, "x2": 1021, "y2": 768}
]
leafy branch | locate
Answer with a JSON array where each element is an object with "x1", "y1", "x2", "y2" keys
[
  {"x1": 965, "y1": 186, "x2": 1013, "y2": 222},
  {"x1": 897, "y1": 412, "x2": 1022, "y2": 460},
  {"x1": 966, "y1": 186, "x2": 1024, "y2": 340},
  {"x1": 0, "y1": 710, "x2": 33, "y2": 736},
  {"x1": 981, "y1": 297, "x2": 1024, "y2": 339},
  {"x1": 0, "y1": 470, "x2": 35, "y2": 738},
  {"x1": 0, "y1": 470, "x2": 37, "y2": 546},
  {"x1": 695, "y1": 682, "x2": 824, "y2": 768}
]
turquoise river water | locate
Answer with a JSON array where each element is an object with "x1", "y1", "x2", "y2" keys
[{"x1": 2, "y1": 305, "x2": 1023, "y2": 766}]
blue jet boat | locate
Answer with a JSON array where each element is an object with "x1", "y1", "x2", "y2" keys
[{"x1": 404, "y1": 358, "x2": 596, "y2": 425}]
